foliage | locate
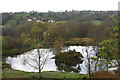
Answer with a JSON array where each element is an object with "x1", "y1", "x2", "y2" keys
[
  {"x1": 53, "y1": 37, "x2": 64, "y2": 53},
  {"x1": 53, "y1": 49, "x2": 83, "y2": 73},
  {"x1": 2, "y1": 11, "x2": 117, "y2": 25},
  {"x1": 97, "y1": 40, "x2": 117, "y2": 71},
  {"x1": 98, "y1": 40, "x2": 117, "y2": 59},
  {"x1": 20, "y1": 33, "x2": 30, "y2": 47},
  {"x1": 91, "y1": 15, "x2": 119, "y2": 74},
  {"x1": 2, "y1": 37, "x2": 9, "y2": 50}
]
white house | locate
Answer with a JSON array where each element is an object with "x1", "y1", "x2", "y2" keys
[
  {"x1": 48, "y1": 20, "x2": 55, "y2": 23},
  {"x1": 27, "y1": 19, "x2": 32, "y2": 22}
]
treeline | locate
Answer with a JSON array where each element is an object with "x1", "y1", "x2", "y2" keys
[
  {"x1": 2, "y1": 21, "x2": 114, "y2": 57},
  {"x1": 2, "y1": 10, "x2": 117, "y2": 25}
]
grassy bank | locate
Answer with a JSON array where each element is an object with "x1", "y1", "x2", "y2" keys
[{"x1": 2, "y1": 68, "x2": 84, "y2": 78}]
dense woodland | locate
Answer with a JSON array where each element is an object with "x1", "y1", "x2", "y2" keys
[
  {"x1": 2, "y1": 10, "x2": 117, "y2": 57},
  {"x1": 1, "y1": 10, "x2": 120, "y2": 79}
]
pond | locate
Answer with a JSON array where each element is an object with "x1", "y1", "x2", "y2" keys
[{"x1": 6, "y1": 46, "x2": 117, "y2": 74}]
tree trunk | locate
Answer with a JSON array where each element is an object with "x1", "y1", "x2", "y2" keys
[
  {"x1": 95, "y1": 45, "x2": 99, "y2": 72},
  {"x1": 37, "y1": 48, "x2": 41, "y2": 78},
  {"x1": 118, "y1": 11, "x2": 120, "y2": 77},
  {"x1": 106, "y1": 59, "x2": 109, "y2": 72},
  {"x1": 39, "y1": 69, "x2": 41, "y2": 79},
  {"x1": 86, "y1": 48, "x2": 91, "y2": 80},
  {"x1": 95, "y1": 58, "x2": 98, "y2": 72},
  {"x1": 88, "y1": 61, "x2": 91, "y2": 80}
]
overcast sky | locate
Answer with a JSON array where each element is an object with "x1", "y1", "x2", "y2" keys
[{"x1": 1, "y1": 0, "x2": 120, "y2": 13}]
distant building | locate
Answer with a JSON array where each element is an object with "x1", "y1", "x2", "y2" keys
[
  {"x1": 48, "y1": 20, "x2": 55, "y2": 23},
  {"x1": 27, "y1": 19, "x2": 32, "y2": 22},
  {"x1": 36, "y1": 20, "x2": 40, "y2": 22},
  {"x1": 33, "y1": 17, "x2": 37, "y2": 20},
  {"x1": 40, "y1": 20, "x2": 44, "y2": 23},
  {"x1": 36, "y1": 20, "x2": 44, "y2": 23}
]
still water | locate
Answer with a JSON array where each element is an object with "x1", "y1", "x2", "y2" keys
[{"x1": 6, "y1": 46, "x2": 117, "y2": 74}]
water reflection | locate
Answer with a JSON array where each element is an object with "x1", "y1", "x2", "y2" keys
[{"x1": 6, "y1": 46, "x2": 117, "y2": 74}]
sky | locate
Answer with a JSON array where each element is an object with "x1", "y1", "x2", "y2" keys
[{"x1": 0, "y1": 0, "x2": 120, "y2": 13}]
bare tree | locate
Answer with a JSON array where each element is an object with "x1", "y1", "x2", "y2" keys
[
  {"x1": 53, "y1": 37, "x2": 64, "y2": 54},
  {"x1": 22, "y1": 22, "x2": 50, "y2": 78},
  {"x1": 82, "y1": 46, "x2": 97, "y2": 80},
  {"x1": 86, "y1": 47, "x2": 91, "y2": 79},
  {"x1": 23, "y1": 48, "x2": 49, "y2": 78}
]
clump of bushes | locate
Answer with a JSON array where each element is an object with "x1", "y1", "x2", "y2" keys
[
  {"x1": 2, "y1": 62, "x2": 11, "y2": 69},
  {"x1": 53, "y1": 49, "x2": 83, "y2": 73}
]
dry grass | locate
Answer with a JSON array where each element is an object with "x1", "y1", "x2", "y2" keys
[{"x1": 92, "y1": 71, "x2": 116, "y2": 78}]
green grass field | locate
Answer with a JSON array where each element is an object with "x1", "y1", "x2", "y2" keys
[
  {"x1": 91, "y1": 20, "x2": 102, "y2": 25},
  {"x1": 56, "y1": 21, "x2": 67, "y2": 23},
  {"x1": 2, "y1": 68, "x2": 84, "y2": 78},
  {"x1": 83, "y1": 20, "x2": 103, "y2": 25},
  {"x1": 0, "y1": 26, "x2": 4, "y2": 27}
]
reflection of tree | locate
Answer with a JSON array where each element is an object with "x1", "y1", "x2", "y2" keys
[{"x1": 53, "y1": 49, "x2": 83, "y2": 73}]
